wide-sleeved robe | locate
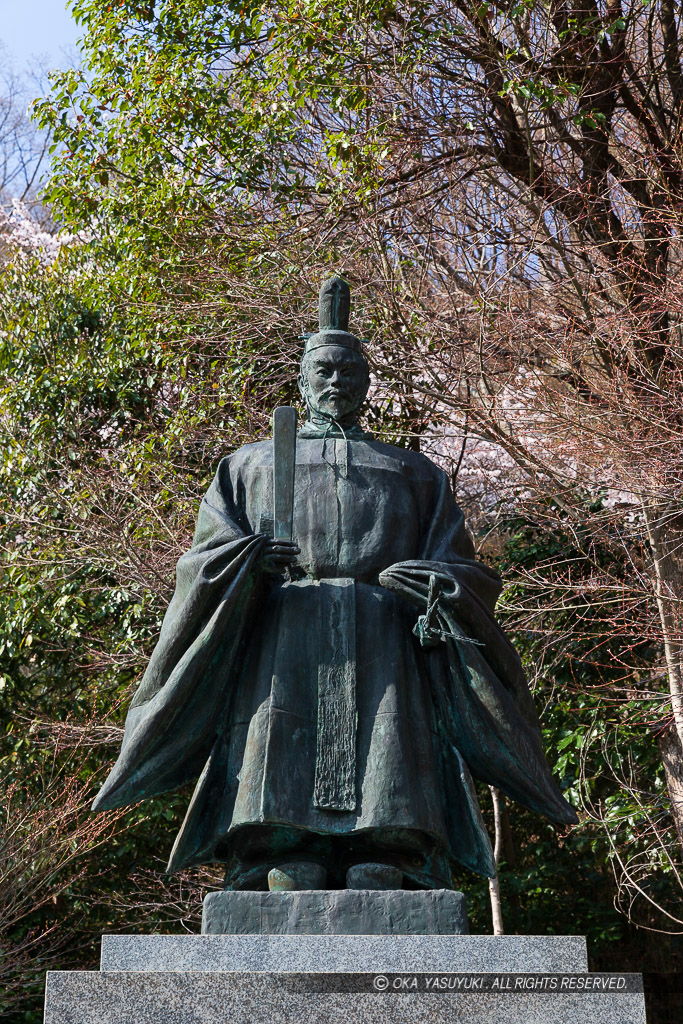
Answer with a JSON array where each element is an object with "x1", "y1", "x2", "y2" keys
[{"x1": 93, "y1": 435, "x2": 576, "y2": 889}]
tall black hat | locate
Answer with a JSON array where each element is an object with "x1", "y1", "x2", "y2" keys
[{"x1": 303, "y1": 277, "x2": 363, "y2": 355}]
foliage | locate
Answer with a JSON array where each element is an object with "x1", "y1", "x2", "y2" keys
[
  {"x1": 3, "y1": 1, "x2": 683, "y2": 1020},
  {"x1": 495, "y1": 506, "x2": 679, "y2": 929}
]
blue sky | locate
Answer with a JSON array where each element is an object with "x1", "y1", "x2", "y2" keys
[{"x1": 1, "y1": 1, "x2": 81, "y2": 70}]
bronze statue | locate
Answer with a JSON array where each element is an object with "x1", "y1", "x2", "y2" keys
[{"x1": 93, "y1": 277, "x2": 576, "y2": 892}]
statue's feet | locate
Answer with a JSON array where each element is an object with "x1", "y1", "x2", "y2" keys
[
  {"x1": 346, "y1": 862, "x2": 403, "y2": 890},
  {"x1": 267, "y1": 861, "x2": 327, "y2": 891}
]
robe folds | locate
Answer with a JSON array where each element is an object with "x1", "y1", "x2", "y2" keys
[{"x1": 93, "y1": 435, "x2": 577, "y2": 888}]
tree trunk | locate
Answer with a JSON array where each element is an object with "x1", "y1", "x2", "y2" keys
[
  {"x1": 642, "y1": 503, "x2": 683, "y2": 843},
  {"x1": 488, "y1": 785, "x2": 505, "y2": 935},
  {"x1": 656, "y1": 723, "x2": 683, "y2": 846}
]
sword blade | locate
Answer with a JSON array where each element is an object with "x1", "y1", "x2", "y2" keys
[{"x1": 273, "y1": 406, "x2": 297, "y2": 541}]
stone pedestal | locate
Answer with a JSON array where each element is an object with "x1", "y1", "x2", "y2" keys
[
  {"x1": 202, "y1": 888, "x2": 468, "y2": 935},
  {"x1": 45, "y1": 964, "x2": 647, "y2": 1024},
  {"x1": 43, "y1": 890, "x2": 648, "y2": 1023},
  {"x1": 100, "y1": 932, "x2": 590, "y2": 973}
]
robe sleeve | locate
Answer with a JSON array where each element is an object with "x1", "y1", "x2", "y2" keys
[
  {"x1": 92, "y1": 457, "x2": 267, "y2": 812},
  {"x1": 380, "y1": 465, "x2": 578, "y2": 827}
]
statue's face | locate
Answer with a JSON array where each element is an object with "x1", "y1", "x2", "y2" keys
[{"x1": 299, "y1": 345, "x2": 369, "y2": 420}]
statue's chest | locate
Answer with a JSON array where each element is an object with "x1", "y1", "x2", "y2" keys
[{"x1": 243, "y1": 444, "x2": 427, "y2": 579}]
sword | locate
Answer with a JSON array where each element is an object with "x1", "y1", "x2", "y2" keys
[{"x1": 273, "y1": 406, "x2": 297, "y2": 542}]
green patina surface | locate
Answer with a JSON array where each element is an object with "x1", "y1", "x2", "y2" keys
[{"x1": 93, "y1": 278, "x2": 576, "y2": 892}]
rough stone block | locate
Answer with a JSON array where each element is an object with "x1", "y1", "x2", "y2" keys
[{"x1": 201, "y1": 888, "x2": 468, "y2": 935}]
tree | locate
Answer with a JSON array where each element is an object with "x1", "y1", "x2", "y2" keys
[
  {"x1": 36, "y1": 0, "x2": 683, "y2": 872},
  {"x1": 0, "y1": 50, "x2": 50, "y2": 206},
  {"x1": 0, "y1": 10, "x2": 674, "y2": 1024}
]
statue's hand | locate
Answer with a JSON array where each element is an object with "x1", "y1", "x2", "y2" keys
[{"x1": 259, "y1": 538, "x2": 300, "y2": 575}]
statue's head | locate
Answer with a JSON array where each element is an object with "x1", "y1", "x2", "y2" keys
[
  {"x1": 299, "y1": 345, "x2": 369, "y2": 422},
  {"x1": 298, "y1": 277, "x2": 369, "y2": 423}
]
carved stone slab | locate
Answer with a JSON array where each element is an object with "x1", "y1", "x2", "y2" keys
[{"x1": 201, "y1": 889, "x2": 469, "y2": 935}]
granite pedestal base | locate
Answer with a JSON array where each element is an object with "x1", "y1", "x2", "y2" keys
[
  {"x1": 45, "y1": 967, "x2": 647, "y2": 1024},
  {"x1": 43, "y1": 891, "x2": 647, "y2": 1023},
  {"x1": 100, "y1": 932, "x2": 589, "y2": 973}
]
